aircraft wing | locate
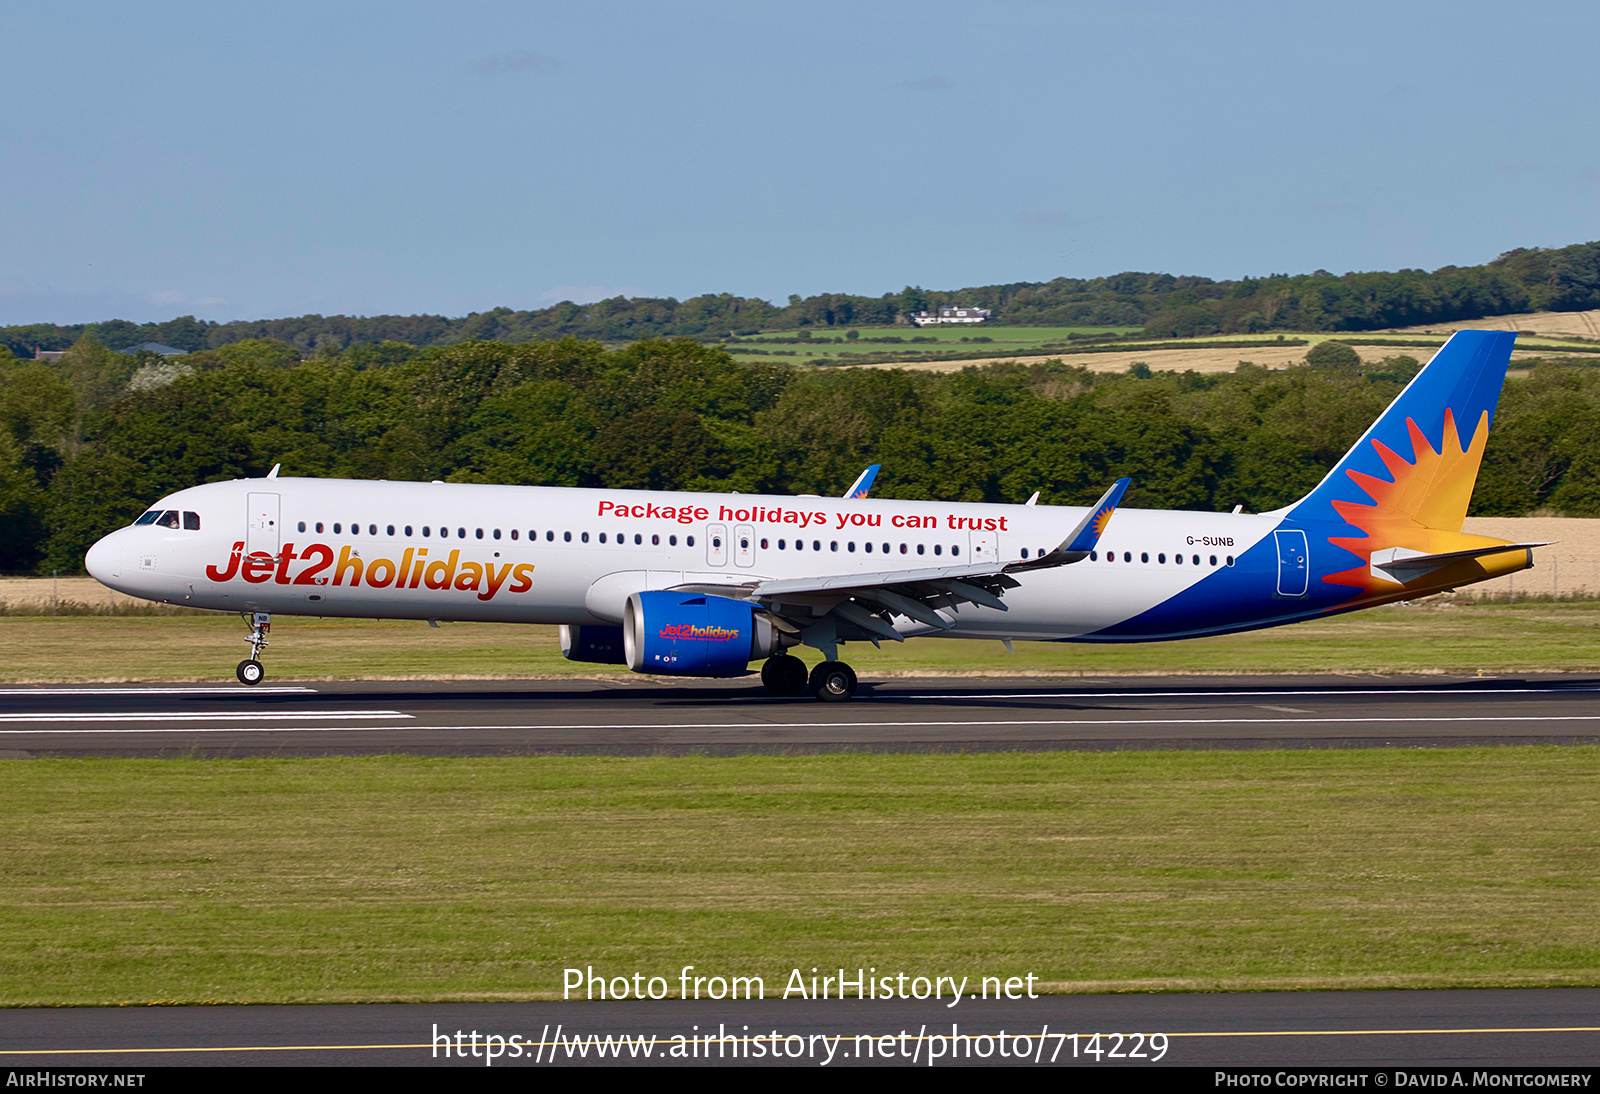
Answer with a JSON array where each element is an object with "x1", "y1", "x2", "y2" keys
[{"x1": 672, "y1": 477, "x2": 1131, "y2": 644}]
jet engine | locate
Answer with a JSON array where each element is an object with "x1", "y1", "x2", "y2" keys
[{"x1": 622, "y1": 590, "x2": 779, "y2": 676}]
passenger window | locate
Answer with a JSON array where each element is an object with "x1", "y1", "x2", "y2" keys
[
  {"x1": 952, "y1": 546, "x2": 960, "y2": 556},
  {"x1": 476, "y1": 528, "x2": 484, "y2": 539},
  {"x1": 1124, "y1": 552, "x2": 1132, "y2": 563},
  {"x1": 882, "y1": 543, "x2": 889, "y2": 553},
  {"x1": 933, "y1": 544, "x2": 941, "y2": 556},
  {"x1": 405, "y1": 526, "x2": 413, "y2": 536},
  {"x1": 511, "y1": 529, "x2": 519, "y2": 540},
  {"x1": 1141, "y1": 552, "x2": 1149, "y2": 563},
  {"x1": 759, "y1": 538, "x2": 767, "y2": 549},
  {"x1": 564, "y1": 532, "x2": 572, "y2": 542},
  {"x1": 1192, "y1": 554, "x2": 1200, "y2": 565},
  {"x1": 918, "y1": 544, "x2": 926, "y2": 555},
  {"x1": 315, "y1": 522, "x2": 324, "y2": 533},
  {"x1": 184, "y1": 511, "x2": 200, "y2": 531},
  {"x1": 422, "y1": 526, "x2": 430, "y2": 537},
  {"x1": 813, "y1": 540, "x2": 821, "y2": 551},
  {"x1": 669, "y1": 535, "x2": 677, "y2": 546},
  {"x1": 652, "y1": 534, "x2": 660, "y2": 546},
  {"x1": 387, "y1": 525, "x2": 395, "y2": 536},
  {"x1": 635, "y1": 534, "x2": 642, "y2": 545},
  {"x1": 847, "y1": 541, "x2": 855, "y2": 552},
  {"x1": 297, "y1": 521, "x2": 307, "y2": 533},
  {"x1": 1021, "y1": 548, "x2": 1029, "y2": 559},
  {"x1": 581, "y1": 532, "x2": 589, "y2": 543},
  {"x1": 864, "y1": 542, "x2": 872, "y2": 553},
  {"x1": 778, "y1": 539, "x2": 787, "y2": 549},
  {"x1": 457, "y1": 528, "x2": 466, "y2": 538},
  {"x1": 1175, "y1": 553, "x2": 1183, "y2": 564},
  {"x1": 794, "y1": 540, "x2": 802, "y2": 551},
  {"x1": 1226, "y1": 555, "x2": 1235, "y2": 566},
  {"x1": 712, "y1": 536, "x2": 722, "y2": 548},
  {"x1": 687, "y1": 536, "x2": 695, "y2": 547},
  {"x1": 546, "y1": 531, "x2": 554, "y2": 541},
  {"x1": 1210, "y1": 555, "x2": 1217, "y2": 566},
  {"x1": 830, "y1": 541, "x2": 838, "y2": 552},
  {"x1": 493, "y1": 529, "x2": 501, "y2": 540},
  {"x1": 599, "y1": 533, "x2": 607, "y2": 544},
  {"x1": 899, "y1": 543, "x2": 907, "y2": 554},
  {"x1": 335, "y1": 523, "x2": 343, "y2": 534}
]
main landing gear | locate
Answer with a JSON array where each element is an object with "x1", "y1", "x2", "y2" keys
[
  {"x1": 236, "y1": 611, "x2": 270, "y2": 686},
  {"x1": 760, "y1": 655, "x2": 858, "y2": 701}
]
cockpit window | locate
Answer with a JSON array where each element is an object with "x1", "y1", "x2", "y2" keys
[
  {"x1": 133, "y1": 510, "x2": 162, "y2": 526},
  {"x1": 183, "y1": 511, "x2": 200, "y2": 530},
  {"x1": 156, "y1": 511, "x2": 180, "y2": 529}
]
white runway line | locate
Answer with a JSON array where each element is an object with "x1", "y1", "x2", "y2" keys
[
  {"x1": 3, "y1": 714, "x2": 1600, "y2": 735},
  {"x1": 0, "y1": 710, "x2": 409, "y2": 725},
  {"x1": 0, "y1": 687, "x2": 316, "y2": 696},
  {"x1": 897, "y1": 686, "x2": 1600, "y2": 700}
]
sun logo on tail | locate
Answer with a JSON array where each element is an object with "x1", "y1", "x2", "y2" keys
[
  {"x1": 1091, "y1": 506, "x2": 1115, "y2": 538},
  {"x1": 1324, "y1": 407, "x2": 1490, "y2": 593}
]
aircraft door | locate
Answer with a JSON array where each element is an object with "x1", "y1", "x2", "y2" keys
[
  {"x1": 969, "y1": 532, "x2": 997, "y2": 566},
  {"x1": 734, "y1": 524, "x2": 755, "y2": 567},
  {"x1": 1274, "y1": 529, "x2": 1309, "y2": 597},
  {"x1": 247, "y1": 493, "x2": 281, "y2": 556},
  {"x1": 707, "y1": 523, "x2": 728, "y2": 566}
]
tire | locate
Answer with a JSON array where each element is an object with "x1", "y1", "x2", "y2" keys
[
  {"x1": 808, "y1": 660, "x2": 857, "y2": 702},
  {"x1": 236, "y1": 659, "x2": 265, "y2": 686},
  {"x1": 761, "y1": 655, "x2": 809, "y2": 697}
]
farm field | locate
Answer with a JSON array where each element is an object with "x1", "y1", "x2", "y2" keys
[{"x1": 4, "y1": 747, "x2": 1596, "y2": 1004}]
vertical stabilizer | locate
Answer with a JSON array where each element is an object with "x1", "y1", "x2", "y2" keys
[{"x1": 1276, "y1": 330, "x2": 1516, "y2": 532}]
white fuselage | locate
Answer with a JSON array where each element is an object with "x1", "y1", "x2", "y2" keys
[{"x1": 86, "y1": 477, "x2": 1278, "y2": 643}]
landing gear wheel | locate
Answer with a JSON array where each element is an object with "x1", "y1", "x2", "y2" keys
[
  {"x1": 808, "y1": 660, "x2": 857, "y2": 702},
  {"x1": 236, "y1": 659, "x2": 264, "y2": 686},
  {"x1": 761, "y1": 654, "x2": 809, "y2": 697}
]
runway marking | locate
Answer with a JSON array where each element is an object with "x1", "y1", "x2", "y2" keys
[
  {"x1": 0, "y1": 710, "x2": 410, "y2": 727},
  {"x1": 0, "y1": 687, "x2": 316, "y2": 696},
  {"x1": 897, "y1": 686, "x2": 1600, "y2": 700},
  {"x1": 5, "y1": 1026, "x2": 1598, "y2": 1056},
  {"x1": 4, "y1": 714, "x2": 1600, "y2": 735}
]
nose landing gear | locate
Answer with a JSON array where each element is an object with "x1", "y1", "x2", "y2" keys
[{"x1": 236, "y1": 612, "x2": 270, "y2": 686}]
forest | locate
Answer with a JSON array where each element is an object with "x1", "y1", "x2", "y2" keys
[
  {"x1": 5, "y1": 241, "x2": 1600, "y2": 356},
  {"x1": 2, "y1": 335, "x2": 1597, "y2": 575}
]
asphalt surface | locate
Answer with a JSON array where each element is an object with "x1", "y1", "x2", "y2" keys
[
  {"x1": 1, "y1": 674, "x2": 1600, "y2": 757},
  {"x1": 3, "y1": 989, "x2": 1597, "y2": 1067}
]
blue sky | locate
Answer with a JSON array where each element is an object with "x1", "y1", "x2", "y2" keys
[{"x1": 5, "y1": 0, "x2": 1599, "y2": 324}]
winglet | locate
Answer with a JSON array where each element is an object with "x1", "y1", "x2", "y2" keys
[
  {"x1": 843, "y1": 464, "x2": 880, "y2": 499},
  {"x1": 1008, "y1": 477, "x2": 1130, "y2": 572}
]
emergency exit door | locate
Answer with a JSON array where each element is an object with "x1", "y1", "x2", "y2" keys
[{"x1": 1274, "y1": 529, "x2": 1309, "y2": 597}]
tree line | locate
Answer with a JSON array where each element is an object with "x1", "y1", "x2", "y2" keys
[
  {"x1": 1, "y1": 336, "x2": 1597, "y2": 575},
  {"x1": 6, "y1": 241, "x2": 1600, "y2": 357}
]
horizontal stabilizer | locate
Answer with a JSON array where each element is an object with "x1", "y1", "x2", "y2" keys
[{"x1": 1371, "y1": 542, "x2": 1550, "y2": 582}]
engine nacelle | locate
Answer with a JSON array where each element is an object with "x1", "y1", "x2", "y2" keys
[
  {"x1": 559, "y1": 624, "x2": 627, "y2": 664},
  {"x1": 623, "y1": 591, "x2": 779, "y2": 676}
]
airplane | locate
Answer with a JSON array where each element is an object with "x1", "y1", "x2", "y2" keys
[{"x1": 85, "y1": 330, "x2": 1540, "y2": 700}]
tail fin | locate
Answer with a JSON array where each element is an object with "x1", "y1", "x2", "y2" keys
[{"x1": 1277, "y1": 330, "x2": 1516, "y2": 533}]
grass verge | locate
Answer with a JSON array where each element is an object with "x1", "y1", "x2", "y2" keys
[
  {"x1": 3, "y1": 748, "x2": 1597, "y2": 1004},
  {"x1": 5, "y1": 600, "x2": 1600, "y2": 682}
]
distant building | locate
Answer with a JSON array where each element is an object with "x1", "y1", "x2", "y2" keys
[
  {"x1": 116, "y1": 342, "x2": 189, "y2": 356},
  {"x1": 910, "y1": 306, "x2": 991, "y2": 326},
  {"x1": 33, "y1": 349, "x2": 66, "y2": 362}
]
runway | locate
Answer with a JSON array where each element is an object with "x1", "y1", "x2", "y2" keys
[
  {"x1": 1, "y1": 674, "x2": 1599, "y2": 756},
  {"x1": 3, "y1": 989, "x2": 1597, "y2": 1067}
]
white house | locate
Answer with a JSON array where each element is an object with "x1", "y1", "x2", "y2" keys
[{"x1": 910, "y1": 306, "x2": 991, "y2": 326}]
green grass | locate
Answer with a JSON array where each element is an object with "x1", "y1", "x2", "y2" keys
[
  {"x1": 5, "y1": 600, "x2": 1600, "y2": 683},
  {"x1": 3, "y1": 748, "x2": 1597, "y2": 1004}
]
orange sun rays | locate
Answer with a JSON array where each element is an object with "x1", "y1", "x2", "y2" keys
[{"x1": 1323, "y1": 407, "x2": 1490, "y2": 593}]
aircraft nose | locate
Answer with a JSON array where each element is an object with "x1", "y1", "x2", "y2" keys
[{"x1": 84, "y1": 531, "x2": 121, "y2": 582}]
